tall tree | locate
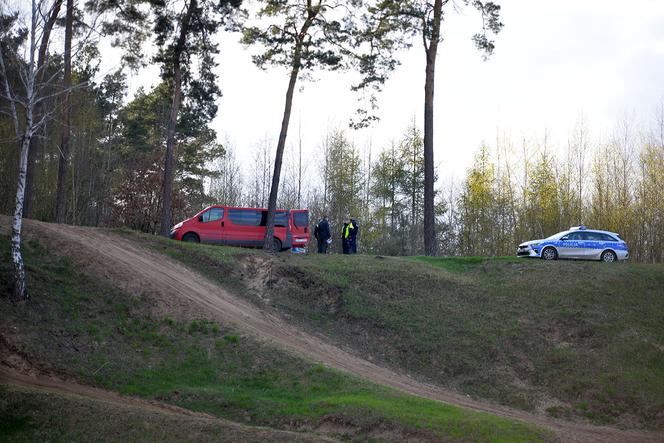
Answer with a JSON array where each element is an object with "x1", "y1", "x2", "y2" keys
[
  {"x1": 242, "y1": 0, "x2": 398, "y2": 251},
  {"x1": 374, "y1": 0, "x2": 502, "y2": 255},
  {"x1": 158, "y1": 0, "x2": 197, "y2": 236},
  {"x1": 155, "y1": 0, "x2": 242, "y2": 236},
  {"x1": 55, "y1": 0, "x2": 74, "y2": 223},
  {"x1": 23, "y1": 0, "x2": 63, "y2": 218},
  {"x1": 0, "y1": 1, "x2": 68, "y2": 300}
]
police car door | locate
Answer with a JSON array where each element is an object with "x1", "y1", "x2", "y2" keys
[
  {"x1": 558, "y1": 231, "x2": 583, "y2": 259},
  {"x1": 582, "y1": 232, "x2": 605, "y2": 260},
  {"x1": 576, "y1": 231, "x2": 596, "y2": 259}
]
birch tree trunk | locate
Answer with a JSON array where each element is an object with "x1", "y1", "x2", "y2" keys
[
  {"x1": 2, "y1": 0, "x2": 38, "y2": 301},
  {"x1": 12, "y1": 131, "x2": 33, "y2": 301}
]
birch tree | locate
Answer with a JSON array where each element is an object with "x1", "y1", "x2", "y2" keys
[{"x1": 0, "y1": 1, "x2": 64, "y2": 300}]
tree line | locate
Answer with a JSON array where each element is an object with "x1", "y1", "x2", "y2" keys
[
  {"x1": 1, "y1": 0, "x2": 502, "y2": 300},
  {"x1": 210, "y1": 113, "x2": 664, "y2": 263}
]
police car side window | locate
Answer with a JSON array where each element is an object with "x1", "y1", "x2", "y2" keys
[
  {"x1": 600, "y1": 233, "x2": 617, "y2": 242},
  {"x1": 567, "y1": 232, "x2": 581, "y2": 240}
]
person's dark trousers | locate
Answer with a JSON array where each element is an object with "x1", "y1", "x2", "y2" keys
[
  {"x1": 350, "y1": 238, "x2": 357, "y2": 254},
  {"x1": 342, "y1": 239, "x2": 350, "y2": 254},
  {"x1": 317, "y1": 239, "x2": 328, "y2": 253}
]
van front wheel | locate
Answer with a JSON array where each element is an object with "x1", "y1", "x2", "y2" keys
[{"x1": 182, "y1": 233, "x2": 199, "y2": 243}]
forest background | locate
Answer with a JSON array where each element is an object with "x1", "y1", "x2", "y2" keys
[{"x1": 1, "y1": 0, "x2": 663, "y2": 262}]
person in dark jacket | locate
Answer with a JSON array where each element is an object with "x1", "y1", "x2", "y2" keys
[
  {"x1": 313, "y1": 216, "x2": 331, "y2": 253},
  {"x1": 349, "y1": 217, "x2": 359, "y2": 254}
]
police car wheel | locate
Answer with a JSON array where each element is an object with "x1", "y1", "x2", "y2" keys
[
  {"x1": 542, "y1": 247, "x2": 557, "y2": 261},
  {"x1": 601, "y1": 250, "x2": 617, "y2": 263}
]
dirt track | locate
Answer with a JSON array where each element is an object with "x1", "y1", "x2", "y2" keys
[
  {"x1": 0, "y1": 366, "x2": 333, "y2": 442},
  {"x1": 3, "y1": 218, "x2": 664, "y2": 443}
]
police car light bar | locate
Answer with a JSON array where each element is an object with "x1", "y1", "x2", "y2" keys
[{"x1": 569, "y1": 225, "x2": 587, "y2": 230}]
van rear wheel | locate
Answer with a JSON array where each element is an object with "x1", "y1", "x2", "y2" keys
[{"x1": 272, "y1": 238, "x2": 282, "y2": 252}]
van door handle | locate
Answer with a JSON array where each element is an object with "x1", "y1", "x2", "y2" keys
[
  {"x1": 221, "y1": 221, "x2": 225, "y2": 227},
  {"x1": 304, "y1": 227, "x2": 308, "y2": 233}
]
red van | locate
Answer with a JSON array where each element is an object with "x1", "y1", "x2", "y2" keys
[{"x1": 170, "y1": 206, "x2": 310, "y2": 251}]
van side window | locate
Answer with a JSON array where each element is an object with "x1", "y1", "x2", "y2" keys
[
  {"x1": 229, "y1": 209, "x2": 261, "y2": 226},
  {"x1": 260, "y1": 211, "x2": 288, "y2": 227},
  {"x1": 209, "y1": 208, "x2": 224, "y2": 222},
  {"x1": 293, "y1": 212, "x2": 308, "y2": 228}
]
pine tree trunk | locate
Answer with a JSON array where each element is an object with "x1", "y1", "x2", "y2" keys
[
  {"x1": 23, "y1": 136, "x2": 39, "y2": 218},
  {"x1": 263, "y1": 57, "x2": 300, "y2": 251},
  {"x1": 423, "y1": 0, "x2": 443, "y2": 256},
  {"x1": 160, "y1": 63, "x2": 183, "y2": 236},
  {"x1": 24, "y1": 0, "x2": 63, "y2": 219},
  {"x1": 159, "y1": 0, "x2": 196, "y2": 237},
  {"x1": 263, "y1": 7, "x2": 318, "y2": 251},
  {"x1": 55, "y1": 0, "x2": 74, "y2": 223}
]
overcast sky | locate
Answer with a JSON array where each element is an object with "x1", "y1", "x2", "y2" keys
[{"x1": 122, "y1": 0, "x2": 664, "y2": 180}]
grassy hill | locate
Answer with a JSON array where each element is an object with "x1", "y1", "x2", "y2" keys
[
  {"x1": 0, "y1": 232, "x2": 549, "y2": 443},
  {"x1": 128, "y1": 232, "x2": 664, "y2": 430}
]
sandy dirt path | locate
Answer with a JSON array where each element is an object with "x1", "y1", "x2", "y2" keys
[
  {"x1": 5, "y1": 218, "x2": 664, "y2": 443},
  {"x1": 0, "y1": 366, "x2": 333, "y2": 442}
]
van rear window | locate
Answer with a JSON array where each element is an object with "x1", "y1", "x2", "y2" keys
[
  {"x1": 293, "y1": 212, "x2": 308, "y2": 228},
  {"x1": 260, "y1": 211, "x2": 288, "y2": 227}
]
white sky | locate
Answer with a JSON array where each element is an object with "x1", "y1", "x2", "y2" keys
[{"x1": 121, "y1": 0, "x2": 664, "y2": 180}]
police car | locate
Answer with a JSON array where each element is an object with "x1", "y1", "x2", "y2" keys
[{"x1": 517, "y1": 226, "x2": 629, "y2": 262}]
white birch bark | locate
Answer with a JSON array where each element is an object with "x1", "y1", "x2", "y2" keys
[{"x1": 1, "y1": 0, "x2": 38, "y2": 301}]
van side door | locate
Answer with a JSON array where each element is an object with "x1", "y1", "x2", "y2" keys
[
  {"x1": 226, "y1": 209, "x2": 262, "y2": 247},
  {"x1": 195, "y1": 207, "x2": 225, "y2": 244}
]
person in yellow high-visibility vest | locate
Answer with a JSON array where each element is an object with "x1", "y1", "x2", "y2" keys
[{"x1": 342, "y1": 216, "x2": 359, "y2": 254}]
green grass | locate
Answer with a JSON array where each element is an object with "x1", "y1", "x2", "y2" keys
[
  {"x1": 411, "y1": 255, "x2": 521, "y2": 272},
  {"x1": 124, "y1": 231, "x2": 664, "y2": 430},
  {"x1": 0, "y1": 235, "x2": 551, "y2": 442},
  {"x1": 0, "y1": 386, "x2": 312, "y2": 443}
]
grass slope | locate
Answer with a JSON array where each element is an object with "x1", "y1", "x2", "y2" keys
[
  {"x1": 0, "y1": 385, "x2": 313, "y2": 443},
  {"x1": 0, "y1": 235, "x2": 549, "y2": 443},
  {"x1": 129, "y1": 232, "x2": 664, "y2": 430}
]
